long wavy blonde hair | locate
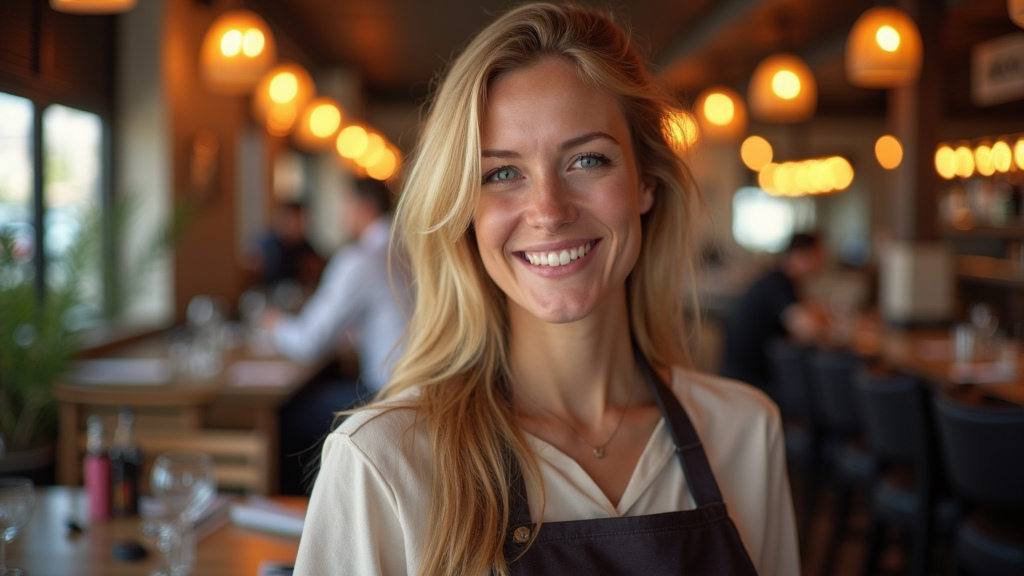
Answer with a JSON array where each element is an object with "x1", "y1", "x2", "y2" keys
[{"x1": 380, "y1": 3, "x2": 699, "y2": 575}]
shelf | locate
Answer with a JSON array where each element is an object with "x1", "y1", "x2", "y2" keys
[
  {"x1": 955, "y1": 255, "x2": 1024, "y2": 288},
  {"x1": 942, "y1": 225, "x2": 1024, "y2": 240}
]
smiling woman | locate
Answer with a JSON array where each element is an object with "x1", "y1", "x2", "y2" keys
[{"x1": 294, "y1": 4, "x2": 799, "y2": 576}]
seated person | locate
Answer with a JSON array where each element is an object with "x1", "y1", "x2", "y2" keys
[
  {"x1": 264, "y1": 178, "x2": 410, "y2": 493},
  {"x1": 721, "y1": 232, "x2": 825, "y2": 400},
  {"x1": 247, "y1": 200, "x2": 325, "y2": 291}
]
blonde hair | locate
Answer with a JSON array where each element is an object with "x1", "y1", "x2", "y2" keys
[{"x1": 380, "y1": 4, "x2": 699, "y2": 575}]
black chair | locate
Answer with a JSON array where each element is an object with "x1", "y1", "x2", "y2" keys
[
  {"x1": 856, "y1": 370, "x2": 956, "y2": 576},
  {"x1": 809, "y1": 348, "x2": 876, "y2": 576},
  {"x1": 767, "y1": 339, "x2": 820, "y2": 555},
  {"x1": 933, "y1": 392, "x2": 1024, "y2": 576}
]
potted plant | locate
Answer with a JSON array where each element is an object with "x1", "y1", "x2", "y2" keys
[{"x1": 0, "y1": 220, "x2": 95, "y2": 472}]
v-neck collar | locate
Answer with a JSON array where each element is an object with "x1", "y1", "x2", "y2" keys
[{"x1": 522, "y1": 416, "x2": 675, "y2": 516}]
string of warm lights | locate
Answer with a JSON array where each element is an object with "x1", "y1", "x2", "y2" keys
[
  {"x1": 757, "y1": 157, "x2": 855, "y2": 197},
  {"x1": 934, "y1": 136, "x2": 1024, "y2": 180},
  {"x1": 198, "y1": 10, "x2": 400, "y2": 181}
]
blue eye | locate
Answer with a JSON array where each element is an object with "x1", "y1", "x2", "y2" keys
[
  {"x1": 574, "y1": 153, "x2": 608, "y2": 169},
  {"x1": 486, "y1": 167, "x2": 519, "y2": 183}
]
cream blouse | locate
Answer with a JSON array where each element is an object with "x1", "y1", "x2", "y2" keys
[{"x1": 294, "y1": 369, "x2": 800, "y2": 576}]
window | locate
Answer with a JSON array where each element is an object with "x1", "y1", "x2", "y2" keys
[
  {"x1": 43, "y1": 104, "x2": 104, "y2": 323},
  {"x1": 732, "y1": 186, "x2": 816, "y2": 253},
  {"x1": 1, "y1": 92, "x2": 109, "y2": 327},
  {"x1": 0, "y1": 93, "x2": 34, "y2": 261}
]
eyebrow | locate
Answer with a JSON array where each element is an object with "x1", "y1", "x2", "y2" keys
[{"x1": 481, "y1": 131, "x2": 620, "y2": 159}]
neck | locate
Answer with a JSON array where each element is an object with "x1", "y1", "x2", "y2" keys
[{"x1": 507, "y1": 285, "x2": 640, "y2": 422}]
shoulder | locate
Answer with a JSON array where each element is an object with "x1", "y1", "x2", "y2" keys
[
  {"x1": 325, "y1": 388, "x2": 430, "y2": 483},
  {"x1": 668, "y1": 368, "x2": 782, "y2": 441}
]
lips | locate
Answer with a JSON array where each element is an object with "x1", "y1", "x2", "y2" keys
[{"x1": 520, "y1": 240, "x2": 595, "y2": 268}]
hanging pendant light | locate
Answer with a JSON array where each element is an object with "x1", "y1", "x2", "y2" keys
[
  {"x1": 50, "y1": 0, "x2": 135, "y2": 13},
  {"x1": 846, "y1": 7, "x2": 922, "y2": 88},
  {"x1": 1010, "y1": 0, "x2": 1024, "y2": 28},
  {"x1": 748, "y1": 53, "x2": 817, "y2": 123},
  {"x1": 200, "y1": 10, "x2": 277, "y2": 96},
  {"x1": 252, "y1": 62, "x2": 315, "y2": 137},
  {"x1": 694, "y1": 86, "x2": 748, "y2": 143},
  {"x1": 293, "y1": 97, "x2": 344, "y2": 151}
]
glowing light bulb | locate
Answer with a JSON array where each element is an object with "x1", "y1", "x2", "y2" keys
[
  {"x1": 975, "y1": 145, "x2": 995, "y2": 177},
  {"x1": 367, "y1": 148, "x2": 398, "y2": 181},
  {"x1": 954, "y1": 146, "x2": 975, "y2": 178},
  {"x1": 875, "y1": 135, "x2": 903, "y2": 169},
  {"x1": 740, "y1": 135, "x2": 773, "y2": 171},
  {"x1": 309, "y1": 104, "x2": 341, "y2": 138},
  {"x1": 703, "y1": 93, "x2": 735, "y2": 126},
  {"x1": 356, "y1": 133, "x2": 387, "y2": 168},
  {"x1": 771, "y1": 70, "x2": 801, "y2": 100},
  {"x1": 992, "y1": 141, "x2": 1012, "y2": 173},
  {"x1": 220, "y1": 29, "x2": 242, "y2": 57},
  {"x1": 829, "y1": 157, "x2": 854, "y2": 190},
  {"x1": 758, "y1": 163, "x2": 779, "y2": 194},
  {"x1": 1015, "y1": 139, "x2": 1024, "y2": 171},
  {"x1": 242, "y1": 29, "x2": 265, "y2": 57},
  {"x1": 269, "y1": 72, "x2": 298, "y2": 104},
  {"x1": 875, "y1": 25, "x2": 901, "y2": 52},
  {"x1": 935, "y1": 146, "x2": 957, "y2": 179},
  {"x1": 336, "y1": 126, "x2": 369, "y2": 159}
]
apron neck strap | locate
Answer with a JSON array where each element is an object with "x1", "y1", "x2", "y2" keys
[{"x1": 636, "y1": 348, "x2": 724, "y2": 507}]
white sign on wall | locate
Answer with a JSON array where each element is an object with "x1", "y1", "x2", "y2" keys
[{"x1": 972, "y1": 33, "x2": 1024, "y2": 107}]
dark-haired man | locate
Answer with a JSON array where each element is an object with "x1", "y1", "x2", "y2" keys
[
  {"x1": 722, "y1": 233, "x2": 825, "y2": 397},
  {"x1": 265, "y1": 178, "x2": 410, "y2": 493}
]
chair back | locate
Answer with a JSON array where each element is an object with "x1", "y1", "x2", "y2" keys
[
  {"x1": 854, "y1": 371, "x2": 927, "y2": 466},
  {"x1": 809, "y1": 349, "x2": 862, "y2": 436},
  {"x1": 933, "y1": 392, "x2": 1024, "y2": 508},
  {"x1": 767, "y1": 340, "x2": 815, "y2": 421}
]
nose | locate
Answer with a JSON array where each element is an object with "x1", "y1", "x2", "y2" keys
[{"x1": 524, "y1": 175, "x2": 577, "y2": 233}]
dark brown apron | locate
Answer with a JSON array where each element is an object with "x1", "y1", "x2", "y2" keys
[{"x1": 504, "y1": 354, "x2": 760, "y2": 575}]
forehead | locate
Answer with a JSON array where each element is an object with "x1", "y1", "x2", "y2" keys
[{"x1": 480, "y1": 58, "x2": 631, "y2": 147}]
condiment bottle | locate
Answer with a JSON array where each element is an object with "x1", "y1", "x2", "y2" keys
[
  {"x1": 83, "y1": 415, "x2": 110, "y2": 520},
  {"x1": 109, "y1": 406, "x2": 143, "y2": 516}
]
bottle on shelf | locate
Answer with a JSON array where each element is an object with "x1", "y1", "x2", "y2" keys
[
  {"x1": 83, "y1": 415, "x2": 110, "y2": 520},
  {"x1": 109, "y1": 406, "x2": 143, "y2": 517}
]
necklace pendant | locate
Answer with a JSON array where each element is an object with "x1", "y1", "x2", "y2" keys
[{"x1": 593, "y1": 447, "x2": 604, "y2": 459}]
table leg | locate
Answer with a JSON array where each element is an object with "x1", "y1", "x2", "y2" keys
[
  {"x1": 57, "y1": 402, "x2": 80, "y2": 485},
  {"x1": 253, "y1": 407, "x2": 278, "y2": 495}
]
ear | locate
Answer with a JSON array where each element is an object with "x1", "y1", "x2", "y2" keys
[{"x1": 638, "y1": 176, "x2": 656, "y2": 215}]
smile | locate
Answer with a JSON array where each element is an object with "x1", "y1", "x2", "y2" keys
[{"x1": 520, "y1": 241, "x2": 595, "y2": 268}]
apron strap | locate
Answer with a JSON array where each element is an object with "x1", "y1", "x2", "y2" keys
[{"x1": 636, "y1": 350, "x2": 725, "y2": 507}]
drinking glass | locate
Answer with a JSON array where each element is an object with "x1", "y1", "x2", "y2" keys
[
  {"x1": 0, "y1": 478, "x2": 36, "y2": 576},
  {"x1": 149, "y1": 452, "x2": 216, "y2": 576}
]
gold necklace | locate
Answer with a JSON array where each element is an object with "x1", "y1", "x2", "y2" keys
[{"x1": 518, "y1": 383, "x2": 636, "y2": 459}]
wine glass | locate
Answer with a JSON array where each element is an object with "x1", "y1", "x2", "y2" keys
[
  {"x1": 970, "y1": 304, "x2": 999, "y2": 360},
  {"x1": 0, "y1": 478, "x2": 36, "y2": 576},
  {"x1": 149, "y1": 452, "x2": 217, "y2": 576}
]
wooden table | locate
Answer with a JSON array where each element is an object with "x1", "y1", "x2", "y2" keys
[
  {"x1": 7, "y1": 487, "x2": 305, "y2": 576},
  {"x1": 55, "y1": 333, "x2": 324, "y2": 493},
  {"x1": 857, "y1": 326, "x2": 1024, "y2": 406}
]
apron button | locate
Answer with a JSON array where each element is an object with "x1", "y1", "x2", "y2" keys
[{"x1": 513, "y1": 526, "x2": 531, "y2": 544}]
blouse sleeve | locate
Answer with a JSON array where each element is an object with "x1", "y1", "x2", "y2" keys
[
  {"x1": 294, "y1": 432, "x2": 410, "y2": 576},
  {"x1": 755, "y1": 407, "x2": 801, "y2": 576}
]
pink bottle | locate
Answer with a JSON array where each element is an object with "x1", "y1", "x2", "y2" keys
[{"x1": 83, "y1": 415, "x2": 110, "y2": 520}]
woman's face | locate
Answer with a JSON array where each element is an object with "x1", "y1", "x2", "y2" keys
[{"x1": 474, "y1": 58, "x2": 655, "y2": 325}]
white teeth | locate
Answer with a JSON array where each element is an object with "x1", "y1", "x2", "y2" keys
[{"x1": 525, "y1": 242, "x2": 593, "y2": 267}]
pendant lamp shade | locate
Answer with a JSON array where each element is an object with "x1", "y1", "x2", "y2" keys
[
  {"x1": 748, "y1": 54, "x2": 817, "y2": 123},
  {"x1": 200, "y1": 10, "x2": 277, "y2": 95},
  {"x1": 252, "y1": 62, "x2": 315, "y2": 137},
  {"x1": 846, "y1": 7, "x2": 922, "y2": 88},
  {"x1": 1010, "y1": 0, "x2": 1024, "y2": 28},
  {"x1": 694, "y1": 86, "x2": 748, "y2": 142},
  {"x1": 293, "y1": 97, "x2": 344, "y2": 151},
  {"x1": 50, "y1": 0, "x2": 135, "y2": 13}
]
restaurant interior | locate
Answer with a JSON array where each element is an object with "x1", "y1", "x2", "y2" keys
[{"x1": 0, "y1": 0, "x2": 1023, "y2": 574}]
